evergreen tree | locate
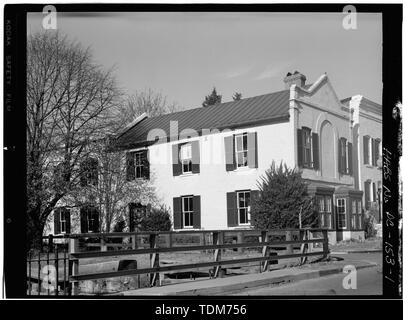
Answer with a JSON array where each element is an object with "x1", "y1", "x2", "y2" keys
[
  {"x1": 250, "y1": 161, "x2": 318, "y2": 229},
  {"x1": 202, "y1": 87, "x2": 222, "y2": 107},
  {"x1": 232, "y1": 92, "x2": 242, "y2": 101}
]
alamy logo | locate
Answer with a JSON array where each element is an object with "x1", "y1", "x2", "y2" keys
[
  {"x1": 342, "y1": 265, "x2": 357, "y2": 289},
  {"x1": 42, "y1": 5, "x2": 57, "y2": 30},
  {"x1": 342, "y1": 5, "x2": 357, "y2": 30}
]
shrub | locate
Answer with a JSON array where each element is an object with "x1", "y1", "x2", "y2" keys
[
  {"x1": 251, "y1": 161, "x2": 318, "y2": 229},
  {"x1": 363, "y1": 211, "x2": 377, "y2": 239},
  {"x1": 140, "y1": 205, "x2": 172, "y2": 231}
]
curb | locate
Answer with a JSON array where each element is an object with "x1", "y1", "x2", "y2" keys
[
  {"x1": 117, "y1": 262, "x2": 378, "y2": 296},
  {"x1": 331, "y1": 249, "x2": 382, "y2": 254}
]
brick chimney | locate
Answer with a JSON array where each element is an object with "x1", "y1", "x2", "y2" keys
[{"x1": 283, "y1": 71, "x2": 306, "y2": 89}]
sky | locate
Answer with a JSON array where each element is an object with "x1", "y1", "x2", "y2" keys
[{"x1": 27, "y1": 12, "x2": 382, "y2": 109}]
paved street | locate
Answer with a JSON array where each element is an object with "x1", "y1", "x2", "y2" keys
[{"x1": 231, "y1": 252, "x2": 382, "y2": 296}]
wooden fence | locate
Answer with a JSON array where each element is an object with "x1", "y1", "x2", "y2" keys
[{"x1": 67, "y1": 228, "x2": 329, "y2": 295}]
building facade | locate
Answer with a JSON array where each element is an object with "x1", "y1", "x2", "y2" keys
[{"x1": 47, "y1": 71, "x2": 382, "y2": 244}]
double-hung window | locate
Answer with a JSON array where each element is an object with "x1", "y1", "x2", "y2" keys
[
  {"x1": 351, "y1": 200, "x2": 357, "y2": 230},
  {"x1": 318, "y1": 196, "x2": 332, "y2": 228},
  {"x1": 302, "y1": 127, "x2": 312, "y2": 167},
  {"x1": 237, "y1": 191, "x2": 251, "y2": 225},
  {"x1": 127, "y1": 150, "x2": 149, "y2": 180},
  {"x1": 60, "y1": 210, "x2": 67, "y2": 234},
  {"x1": 357, "y1": 200, "x2": 362, "y2": 229},
  {"x1": 235, "y1": 133, "x2": 248, "y2": 168},
  {"x1": 180, "y1": 143, "x2": 192, "y2": 173},
  {"x1": 337, "y1": 198, "x2": 347, "y2": 229},
  {"x1": 182, "y1": 196, "x2": 194, "y2": 228}
]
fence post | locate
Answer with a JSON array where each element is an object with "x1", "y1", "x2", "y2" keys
[
  {"x1": 100, "y1": 237, "x2": 107, "y2": 252},
  {"x1": 48, "y1": 234, "x2": 54, "y2": 253},
  {"x1": 322, "y1": 229, "x2": 329, "y2": 259},
  {"x1": 299, "y1": 229, "x2": 308, "y2": 265},
  {"x1": 285, "y1": 230, "x2": 293, "y2": 255},
  {"x1": 261, "y1": 231, "x2": 270, "y2": 272},
  {"x1": 149, "y1": 233, "x2": 159, "y2": 286},
  {"x1": 168, "y1": 233, "x2": 173, "y2": 248},
  {"x1": 213, "y1": 231, "x2": 224, "y2": 278},
  {"x1": 237, "y1": 232, "x2": 244, "y2": 253},
  {"x1": 68, "y1": 238, "x2": 79, "y2": 296},
  {"x1": 131, "y1": 235, "x2": 137, "y2": 250}
]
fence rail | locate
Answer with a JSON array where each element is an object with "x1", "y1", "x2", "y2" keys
[
  {"x1": 27, "y1": 228, "x2": 329, "y2": 296},
  {"x1": 66, "y1": 228, "x2": 329, "y2": 295}
]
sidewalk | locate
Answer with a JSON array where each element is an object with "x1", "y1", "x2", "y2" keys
[{"x1": 115, "y1": 258, "x2": 378, "y2": 296}]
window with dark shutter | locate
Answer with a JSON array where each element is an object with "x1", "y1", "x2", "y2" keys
[
  {"x1": 191, "y1": 141, "x2": 200, "y2": 173},
  {"x1": 65, "y1": 209, "x2": 71, "y2": 234},
  {"x1": 371, "y1": 138, "x2": 376, "y2": 166},
  {"x1": 193, "y1": 196, "x2": 201, "y2": 228},
  {"x1": 54, "y1": 208, "x2": 61, "y2": 235},
  {"x1": 297, "y1": 129, "x2": 303, "y2": 167},
  {"x1": 127, "y1": 150, "x2": 149, "y2": 180},
  {"x1": 80, "y1": 206, "x2": 100, "y2": 233},
  {"x1": 364, "y1": 181, "x2": 371, "y2": 209},
  {"x1": 312, "y1": 132, "x2": 319, "y2": 170},
  {"x1": 80, "y1": 158, "x2": 98, "y2": 186},
  {"x1": 80, "y1": 207, "x2": 88, "y2": 233},
  {"x1": 247, "y1": 132, "x2": 258, "y2": 168},
  {"x1": 126, "y1": 152, "x2": 135, "y2": 181},
  {"x1": 300, "y1": 127, "x2": 312, "y2": 168},
  {"x1": 363, "y1": 136, "x2": 370, "y2": 165},
  {"x1": 224, "y1": 135, "x2": 235, "y2": 171},
  {"x1": 348, "y1": 142, "x2": 353, "y2": 175},
  {"x1": 339, "y1": 138, "x2": 347, "y2": 174},
  {"x1": 129, "y1": 203, "x2": 147, "y2": 232},
  {"x1": 374, "y1": 139, "x2": 380, "y2": 167},
  {"x1": 227, "y1": 192, "x2": 238, "y2": 227},
  {"x1": 173, "y1": 197, "x2": 182, "y2": 229},
  {"x1": 172, "y1": 144, "x2": 181, "y2": 176}
]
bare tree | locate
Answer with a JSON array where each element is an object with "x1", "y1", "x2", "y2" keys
[
  {"x1": 27, "y1": 31, "x2": 120, "y2": 248},
  {"x1": 71, "y1": 138, "x2": 159, "y2": 233},
  {"x1": 117, "y1": 89, "x2": 181, "y2": 129}
]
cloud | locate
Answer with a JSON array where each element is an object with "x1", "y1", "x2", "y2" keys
[
  {"x1": 254, "y1": 62, "x2": 295, "y2": 81},
  {"x1": 216, "y1": 65, "x2": 253, "y2": 79}
]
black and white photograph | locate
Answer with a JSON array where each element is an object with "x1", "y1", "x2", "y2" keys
[{"x1": 2, "y1": 2, "x2": 402, "y2": 305}]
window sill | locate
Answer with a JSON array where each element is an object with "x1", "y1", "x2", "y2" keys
[
  {"x1": 178, "y1": 172, "x2": 199, "y2": 178},
  {"x1": 233, "y1": 167, "x2": 256, "y2": 173}
]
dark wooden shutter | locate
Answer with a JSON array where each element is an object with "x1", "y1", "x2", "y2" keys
[
  {"x1": 363, "y1": 136, "x2": 369, "y2": 164},
  {"x1": 297, "y1": 129, "x2": 303, "y2": 167},
  {"x1": 247, "y1": 132, "x2": 258, "y2": 168},
  {"x1": 80, "y1": 207, "x2": 88, "y2": 233},
  {"x1": 193, "y1": 195, "x2": 201, "y2": 228},
  {"x1": 143, "y1": 150, "x2": 150, "y2": 179},
  {"x1": 54, "y1": 208, "x2": 60, "y2": 235},
  {"x1": 172, "y1": 144, "x2": 181, "y2": 176},
  {"x1": 374, "y1": 139, "x2": 380, "y2": 167},
  {"x1": 126, "y1": 152, "x2": 134, "y2": 181},
  {"x1": 93, "y1": 208, "x2": 100, "y2": 233},
  {"x1": 348, "y1": 142, "x2": 353, "y2": 175},
  {"x1": 250, "y1": 190, "x2": 260, "y2": 224},
  {"x1": 227, "y1": 192, "x2": 238, "y2": 227},
  {"x1": 191, "y1": 141, "x2": 200, "y2": 174},
  {"x1": 371, "y1": 139, "x2": 376, "y2": 166},
  {"x1": 224, "y1": 135, "x2": 235, "y2": 171},
  {"x1": 338, "y1": 138, "x2": 343, "y2": 173},
  {"x1": 364, "y1": 181, "x2": 371, "y2": 210},
  {"x1": 312, "y1": 132, "x2": 319, "y2": 170},
  {"x1": 128, "y1": 204, "x2": 134, "y2": 232},
  {"x1": 65, "y1": 209, "x2": 71, "y2": 234},
  {"x1": 173, "y1": 197, "x2": 182, "y2": 229},
  {"x1": 372, "y1": 182, "x2": 377, "y2": 203}
]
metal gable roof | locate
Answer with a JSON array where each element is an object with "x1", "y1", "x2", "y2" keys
[{"x1": 114, "y1": 89, "x2": 290, "y2": 149}]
